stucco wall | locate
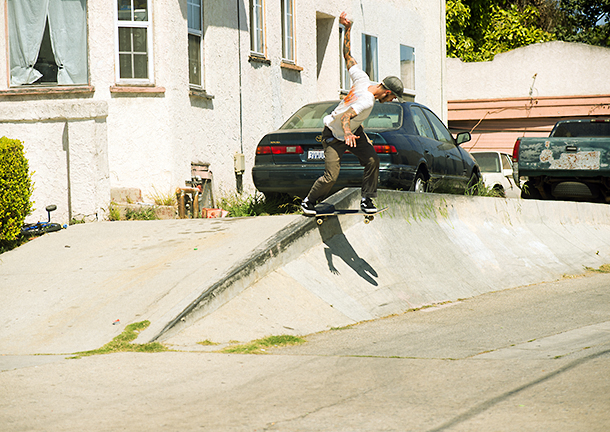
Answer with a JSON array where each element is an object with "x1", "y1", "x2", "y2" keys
[
  {"x1": 0, "y1": 0, "x2": 445, "y2": 225},
  {"x1": 447, "y1": 41, "x2": 610, "y2": 101}
]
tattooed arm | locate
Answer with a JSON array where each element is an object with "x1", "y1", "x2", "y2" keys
[
  {"x1": 341, "y1": 108, "x2": 359, "y2": 147},
  {"x1": 339, "y1": 12, "x2": 357, "y2": 70}
]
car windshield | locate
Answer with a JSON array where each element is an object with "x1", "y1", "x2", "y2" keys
[
  {"x1": 280, "y1": 102, "x2": 403, "y2": 131},
  {"x1": 471, "y1": 153, "x2": 501, "y2": 173}
]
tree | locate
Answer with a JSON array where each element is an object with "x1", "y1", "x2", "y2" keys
[
  {"x1": 555, "y1": 0, "x2": 610, "y2": 47},
  {"x1": 447, "y1": 0, "x2": 556, "y2": 61}
]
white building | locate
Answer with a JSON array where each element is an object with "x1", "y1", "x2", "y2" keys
[{"x1": 0, "y1": 0, "x2": 447, "y2": 224}]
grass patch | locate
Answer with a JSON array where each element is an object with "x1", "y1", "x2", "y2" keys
[
  {"x1": 217, "y1": 192, "x2": 300, "y2": 217},
  {"x1": 125, "y1": 206, "x2": 158, "y2": 221},
  {"x1": 148, "y1": 188, "x2": 177, "y2": 206},
  {"x1": 585, "y1": 263, "x2": 610, "y2": 273},
  {"x1": 197, "y1": 339, "x2": 220, "y2": 346},
  {"x1": 465, "y1": 180, "x2": 505, "y2": 198},
  {"x1": 72, "y1": 320, "x2": 167, "y2": 358},
  {"x1": 220, "y1": 335, "x2": 306, "y2": 354}
]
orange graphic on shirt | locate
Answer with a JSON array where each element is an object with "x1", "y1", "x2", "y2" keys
[{"x1": 343, "y1": 87, "x2": 358, "y2": 105}]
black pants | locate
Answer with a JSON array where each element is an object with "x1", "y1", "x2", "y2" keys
[{"x1": 306, "y1": 126, "x2": 379, "y2": 202}]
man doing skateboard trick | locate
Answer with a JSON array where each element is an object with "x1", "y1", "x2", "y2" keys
[{"x1": 301, "y1": 11, "x2": 403, "y2": 216}]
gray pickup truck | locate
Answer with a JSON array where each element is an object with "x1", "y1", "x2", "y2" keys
[{"x1": 512, "y1": 118, "x2": 610, "y2": 201}]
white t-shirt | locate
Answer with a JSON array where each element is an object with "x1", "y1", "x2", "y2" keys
[{"x1": 323, "y1": 64, "x2": 375, "y2": 140}]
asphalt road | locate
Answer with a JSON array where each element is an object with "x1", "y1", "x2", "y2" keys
[{"x1": 2, "y1": 271, "x2": 609, "y2": 432}]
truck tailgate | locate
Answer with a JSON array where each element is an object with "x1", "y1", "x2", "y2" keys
[{"x1": 519, "y1": 137, "x2": 610, "y2": 177}]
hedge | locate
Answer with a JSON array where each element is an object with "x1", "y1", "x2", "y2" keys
[{"x1": 0, "y1": 137, "x2": 33, "y2": 242}]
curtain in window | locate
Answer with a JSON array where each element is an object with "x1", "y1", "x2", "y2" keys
[
  {"x1": 8, "y1": 0, "x2": 50, "y2": 85},
  {"x1": 48, "y1": 0, "x2": 88, "y2": 85},
  {"x1": 8, "y1": 0, "x2": 87, "y2": 86}
]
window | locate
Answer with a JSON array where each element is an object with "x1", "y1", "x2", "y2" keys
[
  {"x1": 7, "y1": 0, "x2": 88, "y2": 86},
  {"x1": 410, "y1": 106, "x2": 434, "y2": 139},
  {"x1": 400, "y1": 45, "x2": 415, "y2": 92},
  {"x1": 281, "y1": 0, "x2": 295, "y2": 62},
  {"x1": 116, "y1": 0, "x2": 152, "y2": 81},
  {"x1": 188, "y1": 0, "x2": 203, "y2": 87},
  {"x1": 362, "y1": 34, "x2": 378, "y2": 82},
  {"x1": 250, "y1": 0, "x2": 265, "y2": 56},
  {"x1": 423, "y1": 108, "x2": 454, "y2": 144},
  {"x1": 339, "y1": 26, "x2": 350, "y2": 91}
]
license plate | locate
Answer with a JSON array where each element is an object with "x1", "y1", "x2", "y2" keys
[{"x1": 308, "y1": 150, "x2": 325, "y2": 161}]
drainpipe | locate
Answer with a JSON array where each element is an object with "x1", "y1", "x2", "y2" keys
[
  {"x1": 236, "y1": 0, "x2": 245, "y2": 193},
  {"x1": 440, "y1": 0, "x2": 447, "y2": 123}
]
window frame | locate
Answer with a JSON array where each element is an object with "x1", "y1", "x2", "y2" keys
[
  {"x1": 339, "y1": 25, "x2": 350, "y2": 91},
  {"x1": 249, "y1": 0, "x2": 266, "y2": 57},
  {"x1": 115, "y1": 0, "x2": 154, "y2": 84},
  {"x1": 362, "y1": 33, "x2": 378, "y2": 82},
  {"x1": 400, "y1": 44, "x2": 415, "y2": 94},
  {"x1": 281, "y1": 0, "x2": 295, "y2": 63},
  {"x1": 188, "y1": 0, "x2": 203, "y2": 88}
]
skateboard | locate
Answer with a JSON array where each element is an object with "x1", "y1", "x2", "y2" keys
[{"x1": 309, "y1": 207, "x2": 388, "y2": 225}]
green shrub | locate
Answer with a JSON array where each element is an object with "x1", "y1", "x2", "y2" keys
[{"x1": 0, "y1": 137, "x2": 33, "y2": 242}]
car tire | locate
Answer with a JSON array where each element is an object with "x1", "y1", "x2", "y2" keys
[{"x1": 411, "y1": 170, "x2": 428, "y2": 193}]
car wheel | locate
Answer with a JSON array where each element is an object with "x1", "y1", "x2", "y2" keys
[{"x1": 411, "y1": 170, "x2": 428, "y2": 193}]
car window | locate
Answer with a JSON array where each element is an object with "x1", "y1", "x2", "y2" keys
[
  {"x1": 362, "y1": 103, "x2": 402, "y2": 130},
  {"x1": 472, "y1": 153, "x2": 500, "y2": 173},
  {"x1": 552, "y1": 121, "x2": 610, "y2": 137},
  {"x1": 422, "y1": 108, "x2": 453, "y2": 144},
  {"x1": 280, "y1": 102, "x2": 338, "y2": 130},
  {"x1": 501, "y1": 154, "x2": 512, "y2": 170},
  {"x1": 410, "y1": 106, "x2": 435, "y2": 139}
]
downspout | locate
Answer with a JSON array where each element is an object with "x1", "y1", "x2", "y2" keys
[
  {"x1": 236, "y1": 0, "x2": 245, "y2": 192},
  {"x1": 237, "y1": 0, "x2": 244, "y2": 155},
  {"x1": 440, "y1": 0, "x2": 447, "y2": 123}
]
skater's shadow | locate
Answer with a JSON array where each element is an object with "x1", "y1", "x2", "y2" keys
[{"x1": 318, "y1": 218, "x2": 378, "y2": 286}]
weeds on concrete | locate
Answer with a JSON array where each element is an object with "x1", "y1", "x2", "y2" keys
[
  {"x1": 125, "y1": 206, "x2": 158, "y2": 220},
  {"x1": 465, "y1": 179, "x2": 505, "y2": 198},
  {"x1": 197, "y1": 339, "x2": 220, "y2": 346},
  {"x1": 220, "y1": 335, "x2": 306, "y2": 354},
  {"x1": 585, "y1": 263, "x2": 610, "y2": 273},
  {"x1": 217, "y1": 192, "x2": 300, "y2": 217},
  {"x1": 148, "y1": 188, "x2": 177, "y2": 207},
  {"x1": 71, "y1": 320, "x2": 167, "y2": 358}
]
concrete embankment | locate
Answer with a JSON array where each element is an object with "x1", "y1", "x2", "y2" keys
[
  {"x1": 164, "y1": 188, "x2": 610, "y2": 347},
  {"x1": 2, "y1": 188, "x2": 610, "y2": 355}
]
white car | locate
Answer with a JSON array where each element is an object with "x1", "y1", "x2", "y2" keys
[{"x1": 470, "y1": 151, "x2": 520, "y2": 198}]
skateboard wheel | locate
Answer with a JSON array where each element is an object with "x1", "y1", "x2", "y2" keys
[{"x1": 316, "y1": 218, "x2": 324, "y2": 225}]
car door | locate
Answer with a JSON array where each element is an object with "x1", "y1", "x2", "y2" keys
[
  {"x1": 410, "y1": 106, "x2": 444, "y2": 179},
  {"x1": 422, "y1": 107, "x2": 467, "y2": 181}
]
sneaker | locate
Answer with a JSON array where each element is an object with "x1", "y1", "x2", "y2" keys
[
  {"x1": 361, "y1": 197, "x2": 377, "y2": 214},
  {"x1": 301, "y1": 197, "x2": 316, "y2": 215}
]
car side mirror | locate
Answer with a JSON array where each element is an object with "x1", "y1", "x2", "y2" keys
[{"x1": 455, "y1": 132, "x2": 471, "y2": 146}]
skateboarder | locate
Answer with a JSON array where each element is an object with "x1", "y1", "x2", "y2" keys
[{"x1": 301, "y1": 11, "x2": 403, "y2": 216}]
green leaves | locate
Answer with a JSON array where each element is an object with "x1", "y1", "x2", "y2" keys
[
  {"x1": 447, "y1": 0, "x2": 609, "y2": 62},
  {"x1": 0, "y1": 137, "x2": 33, "y2": 242}
]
